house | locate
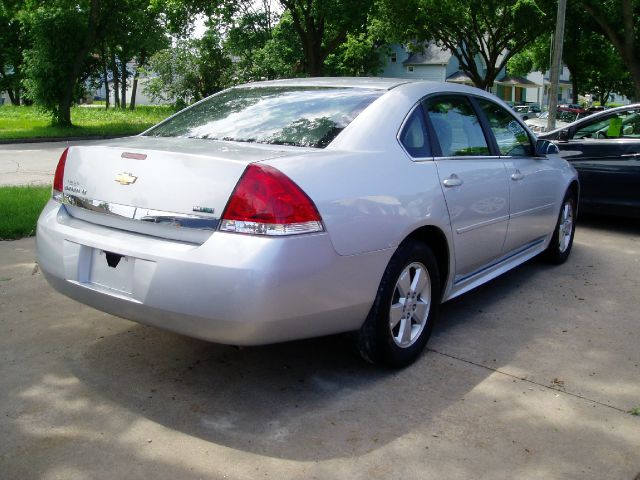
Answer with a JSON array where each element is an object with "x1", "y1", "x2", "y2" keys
[
  {"x1": 381, "y1": 43, "x2": 454, "y2": 82},
  {"x1": 379, "y1": 43, "x2": 575, "y2": 108},
  {"x1": 525, "y1": 68, "x2": 573, "y2": 106}
]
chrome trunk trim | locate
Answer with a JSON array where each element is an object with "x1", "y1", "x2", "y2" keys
[{"x1": 61, "y1": 194, "x2": 219, "y2": 231}]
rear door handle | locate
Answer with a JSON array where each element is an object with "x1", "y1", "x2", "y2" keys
[
  {"x1": 442, "y1": 174, "x2": 463, "y2": 187},
  {"x1": 511, "y1": 170, "x2": 524, "y2": 181}
]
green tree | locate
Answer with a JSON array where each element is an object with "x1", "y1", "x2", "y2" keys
[
  {"x1": 244, "y1": 11, "x2": 305, "y2": 80},
  {"x1": 324, "y1": 32, "x2": 383, "y2": 76},
  {"x1": 580, "y1": 41, "x2": 633, "y2": 105},
  {"x1": 21, "y1": 0, "x2": 102, "y2": 126},
  {"x1": 508, "y1": 3, "x2": 634, "y2": 106},
  {"x1": 222, "y1": 0, "x2": 380, "y2": 79},
  {"x1": 101, "y1": 0, "x2": 169, "y2": 109},
  {"x1": 281, "y1": 0, "x2": 374, "y2": 76},
  {"x1": 376, "y1": 0, "x2": 548, "y2": 89},
  {"x1": 0, "y1": 0, "x2": 27, "y2": 105},
  {"x1": 145, "y1": 28, "x2": 231, "y2": 107},
  {"x1": 581, "y1": 0, "x2": 640, "y2": 101}
]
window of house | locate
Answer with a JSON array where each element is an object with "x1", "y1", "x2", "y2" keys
[
  {"x1": 423, "y1": 96, "x2": 490, "y2": 157},
  {"x1": 390, "y1": 52, "x2": 397, "y2": 63},
  {"x1": 407, "y1": 66, "x2": 414, "y2": 73}
]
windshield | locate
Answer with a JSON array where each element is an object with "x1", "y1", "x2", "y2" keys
[{"x1": 144, "y1": 86, "x2": 383, "y2": 148}]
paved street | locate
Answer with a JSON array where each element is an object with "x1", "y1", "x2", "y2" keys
[
  {"x1": 0, "y1": 140, "x2": 106, "y2": 186},
  {"x1": 1, "y1": 216, "x2": 639, "y2": 479}
]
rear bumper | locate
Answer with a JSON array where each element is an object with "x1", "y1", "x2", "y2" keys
[{"x1": 37, "y1": 200, "x2": 392, "y2": 345}]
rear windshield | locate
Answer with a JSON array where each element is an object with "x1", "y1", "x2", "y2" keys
[{"x1": 144, "y1": 86, "x2": 383, "y2": 148}]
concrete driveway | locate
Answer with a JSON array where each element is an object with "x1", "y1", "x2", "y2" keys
[{"x1": 1, "y1": 216, "x2": 639, "y2": 480}]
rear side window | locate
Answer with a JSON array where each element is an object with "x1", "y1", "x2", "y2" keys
[
  {"x1": 476, "y1": 99, "x2": 533, "y2": 156},
  {"x1": 423, "y1": 96, "x2": 490, "y2": 156},
  {"x1": 399, "y1": 107, "x2": 430, "y2": 157},
  {"x1": 145, "y1": 86, "x2": 383, "y2": 148}
]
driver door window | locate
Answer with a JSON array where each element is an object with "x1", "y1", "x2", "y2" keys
[{"x1": 575, "y1": 109, "x2": 640, "y2": 139}]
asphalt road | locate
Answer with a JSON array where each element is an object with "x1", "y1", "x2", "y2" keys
[
  {"x1": 0, "y1": 140, "x2": 110, "y2": 186},
  {"x1": 1, "y1": 215, "x2": 639, "y2": 479}
]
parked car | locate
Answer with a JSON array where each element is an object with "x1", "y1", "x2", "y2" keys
[
  {"x1": 586, "y1": 105, "x2": 609, "y2": 115},
  {"x1": 526, "y1": 110, "x2": 587, "y2": 133},
  {"x1": 559, "y1": 103, "x2": 586, "y2": 114},
  {"x1": 539, "y1": 103, "x2": 640, "y2": 217},
  {"x1": 513, "y1": 104, "x2": 541, "y2": 120},
  {"x1": 37, "y1": 78, "x2": 578, "y2": 367}
]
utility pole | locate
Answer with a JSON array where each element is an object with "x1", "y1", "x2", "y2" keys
[{"x1": 547, "y1": 0, "x2": 567, "y2": 131}]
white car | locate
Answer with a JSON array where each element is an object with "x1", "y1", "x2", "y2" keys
[
  {"x1": 37, "y1": 78, "x2": 579, "y2": 367},
  {"x1": 526, "y1": 110, "x2": 585, "y2": 134}
]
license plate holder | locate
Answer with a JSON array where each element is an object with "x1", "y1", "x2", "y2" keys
[{"x1": 89, "y1": 249, "x2": 134, "y2": 294}]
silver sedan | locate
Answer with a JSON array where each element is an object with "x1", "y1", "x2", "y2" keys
[{"x1": 37, "y1": 78, "x2": 578, "y2": 367}]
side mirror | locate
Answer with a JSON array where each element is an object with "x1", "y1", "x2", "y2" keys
[
  {"x1": 557, "y1": 129, "x2": 570, "y2": 141},
  {"x1": 535, "y1": 139, "x2": 559, "y2": 156}
]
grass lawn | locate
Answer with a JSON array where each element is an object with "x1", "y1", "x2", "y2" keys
[
  {"x1": 0, "y1": 105, "x2": 176, "y2": 141},
  {"x1": 0, "y1": 186, "x2": 51, "y2": 240}
]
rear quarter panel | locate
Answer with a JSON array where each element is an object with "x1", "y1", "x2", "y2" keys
[{"x1": 267, "y1": 149, "x2": 452, "y2": 257}]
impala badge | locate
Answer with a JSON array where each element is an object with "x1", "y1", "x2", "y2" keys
[{"x1": 114, "y1": 172, "x2": 138, "y2": 185}]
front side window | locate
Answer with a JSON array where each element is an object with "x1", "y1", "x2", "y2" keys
[
  {"x1": 477, "y1": 99, "x2": 533, "y2": 156},
  {"x1": 145, "y1": 86, "x2": 383, "y2": 148},
  {"x1": 423, "y1": 96, "x2": 490, "y2": 157},
  {"x1": 574, "y1": 109, "x2": 640, "y2": 139}
]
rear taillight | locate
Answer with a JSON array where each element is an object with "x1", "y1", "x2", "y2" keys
[
  {"x1": 52, "y1": 147, "x2": 69, "y2": 201},
  {"x1": 220, "y1": 164, "x2": 323, "y2": 236}
]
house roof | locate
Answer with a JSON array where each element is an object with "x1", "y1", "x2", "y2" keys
[
  {"x1": 402, "y1": 44, "x2": 452, "y2": 66},
  {"x1": 496, "y1": 76, "x2": 541, "y2": 88},
  {"x1": 446, "y1": 71, "x2": 475, "y2": 85}
]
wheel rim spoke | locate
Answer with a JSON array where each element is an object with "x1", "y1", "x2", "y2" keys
[
  {"x1": 413, "y1": 300, "x2": 429, "y2": 323},
  {"x1": 396, "y1": 270, "x2": 411, "y2": 298},
  {"x1": 389, "y1": 304, "x2": 403, "y2": 330},
  {"x1": 400, "y1": 318, "x2": 413, "y2": 345},
  {"x1": 411, "y1": 267, "x2": 428, "y2": 296}
]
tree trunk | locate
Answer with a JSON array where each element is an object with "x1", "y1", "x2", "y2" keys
[
  {"x1": 111, "y1": 53, "x2": 120, "y2": 108},
  {"x1": 56, "y1": 97, "x2": 73, "y2": 127},
  {"x1": 120, "y1": 60, "x2": 127, "y2": 109},
  {"x1": 129, "y1": 54, "x2": 145, "y2": 110},
  {"x1": 7, "y1": 88, "x2": 17, "y2": 105},
  {"x1": 572, "y1": 77, "x2": 579, "y2": 104},
  {"x1": 102, "y1": 48, "x2": 110, "y2": 109},
  {"x1": 629, "y1": 63, "x2": 640, "y2": 101}
]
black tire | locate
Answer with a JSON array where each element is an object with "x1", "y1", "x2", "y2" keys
[
  {"x1": 356, "y1": 240, "x2": 441, "y2": 368},
  {"x1": 543, "y1": 191, "x2": 577, "y2": 264}
]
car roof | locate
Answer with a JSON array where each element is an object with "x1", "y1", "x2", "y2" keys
[{"x1": 240, "y1": 77, "x2": 416, "y2": 91}]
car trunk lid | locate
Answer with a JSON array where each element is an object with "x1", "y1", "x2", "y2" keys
[{"x1": 60, "y1": 136, "x2": 312, "y2": 243}]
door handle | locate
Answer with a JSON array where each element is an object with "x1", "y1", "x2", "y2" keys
[
  {"x1": 511, "y1": 170, "x2": 524, "y2": 181},
  {"x1": 442, "y1": 174, "x2": 463, "y2": 187}
]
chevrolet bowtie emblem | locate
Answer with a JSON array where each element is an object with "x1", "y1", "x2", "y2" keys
[{"x1": 114, "y1": 172, "x2": 138, "y2": 185}]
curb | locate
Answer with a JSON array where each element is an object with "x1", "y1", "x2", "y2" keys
[{"x1": 0, "y1": 134, "x2": 130, "y2": 145}]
